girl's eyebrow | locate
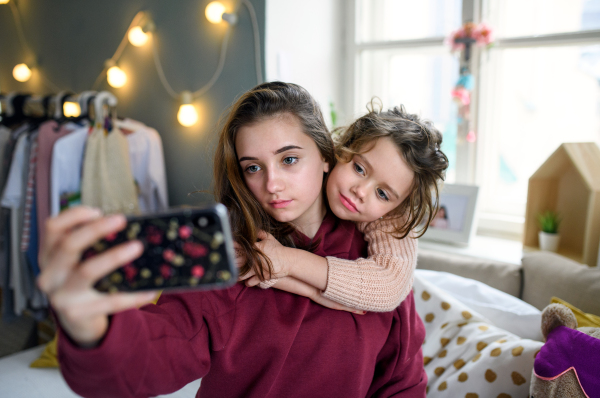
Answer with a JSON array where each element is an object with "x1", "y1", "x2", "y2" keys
[
  {"x1": 239, "y1": 145, "x2": 303, "y2": 162},
  {"x1": 274, "y1": 145, "x2": 303, "y2": 154},
  {"x1": 239, "y1": 156, "x2": 258, "y2": 162}
]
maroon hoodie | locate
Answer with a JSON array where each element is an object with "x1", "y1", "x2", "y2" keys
[{"x1": 58, "y1": 212, "x2": 427, "y2": 397}]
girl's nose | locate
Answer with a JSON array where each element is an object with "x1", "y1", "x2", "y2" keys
[
  {"x1": 266, "y1": 169, "x2": 284, "y2": 193},
  {"x1": 351, "y1": 182, "x2": 366, "y2": 202}
]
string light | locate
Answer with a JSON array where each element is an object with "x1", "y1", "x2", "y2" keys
[
  {"x1": 177, "y1": 91, "x2": 198, "y2": 127},
  {"x1": 105, "y1": 59, "x2": 127, "y2": 88},
  {"x1": 128, "y1": 26, "x2": 149, "y2": 46},
  {"x1": 128, "y1": 14, "x2": 154, "y2": 47},
  {"x1": 205, "y1": 1, "x2": 226, "y2": 24},
  {"x1": 63, "y1": 101, "x2": 81, "y2": 117},
  {"x1": 5, "y1": 1, "x2": 262, "y2": 126},
  {"x1": 13, "y1": 63, "x2": 32, "y2": 82}
]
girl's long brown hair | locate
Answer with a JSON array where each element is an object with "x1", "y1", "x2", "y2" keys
[
  {"x1": 213, "y1": 82, "x2": 334, "y2": 281},
  {"x1": 334, "y1": 100, "x2": 449, "y2": 239}
]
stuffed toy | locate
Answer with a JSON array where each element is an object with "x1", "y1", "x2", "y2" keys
[{"x1": 530, "y1": 303, "x2": 600, "y2": 397}]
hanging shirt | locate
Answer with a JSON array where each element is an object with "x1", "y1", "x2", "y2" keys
[
  {"x1": 122, "y1": 119, "x2": 169, "y2": 213},
  {"x1": 1, "y1": 133, "x2": 29, "y2": 315},
  {"x1": 50, "y1": 125, "x2": 89, "y2": 216},
  {"x1": 36, "y1": 121, "x2": 79, "y2": 247},
  {"x1": 1, "y1": 124, "x2": 29, "y2": 199},
  {"x1": 21, "y1": 132, "x2": 39, "y2": 251},
  {"x1": 81, "y1": 123, "x2": 139, "y2": 215},
  {"x1": 0, "y1": 124, "x2": 28, "y2": 316},
  {"x1": 0, "y1": 126, "x2": 11, "y2": 187}
]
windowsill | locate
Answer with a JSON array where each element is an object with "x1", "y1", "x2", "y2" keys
[{"x1": 418, "y1": 234, "x2": 525, "y2": 265}]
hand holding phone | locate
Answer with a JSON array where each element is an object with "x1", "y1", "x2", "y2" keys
[{"x1": 83, "y1": 204, "x2": 237, "y2": 293}]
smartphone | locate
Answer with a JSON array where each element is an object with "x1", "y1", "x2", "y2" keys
[{"x1": 84, "y1": 204, "x2": 238, "y2": 293}]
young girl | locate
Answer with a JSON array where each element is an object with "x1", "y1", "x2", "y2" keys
[
  {"x1": 239, "y1": 102, "x2": 449, "y2": 313},
  {"x1": 39, "y1": 82, "x2": 427, "y2": 397}
]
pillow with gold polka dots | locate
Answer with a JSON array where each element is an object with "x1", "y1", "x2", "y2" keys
[
  {"x1": 414, "y1": 273, "x2": 543, "y2": 397},
  {"x1": 416, "y1": 269, "x2": 543, "y2": 341}
]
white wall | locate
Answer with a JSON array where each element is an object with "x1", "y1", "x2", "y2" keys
[{"x1": 265, "y1": 0, "x2": 345, "y2": 127}]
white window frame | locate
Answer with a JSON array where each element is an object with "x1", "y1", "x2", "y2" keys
[{"x1": 476, "y1": 0, "x2": 600, "y2": 238}]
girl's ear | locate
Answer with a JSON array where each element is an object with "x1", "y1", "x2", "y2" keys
[{"x1": 323, "y1": 162, "x2": 330, "y2": 173}]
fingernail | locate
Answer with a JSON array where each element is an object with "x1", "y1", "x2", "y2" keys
[
  {"x1": 355, "y1": 311, "x2": 366, "y2": 315},
  {"x1": 108, "y1": 214, "x2": 125, "y2": 226},
  {"x1": 89, "y1": 207, "x2": 103, "y2": 217},
  {"x1": 126, "y1": 241, "x2": 143, "y2": 254}
]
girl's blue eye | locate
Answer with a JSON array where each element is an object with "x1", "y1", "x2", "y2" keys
[
  {"x1": 283, "y1": 156, "x2": 298, "y2": 165},
  {"x1": 246, "y1": 165, "x2": 261, "y2": 173},
  {"x1": 354, "y1": 162, "x2": 365, "y2": 175},
  {"x1": 377, "y1": 188, "x2": 389, "y2": 201}
]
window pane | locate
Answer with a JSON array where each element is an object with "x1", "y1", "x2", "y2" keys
[
  {"x1": 478, "y1": 45, "x2": 600, "y2": 217},
  {"x1": 358, "y1": 49, "x2": 460, "y2": 181},
  {"x1": 486, "y1": 0, "x2": 600, "y2": 38},
  {"x1": 357, "y1": 0, "x2": 462, "y2": 42}
]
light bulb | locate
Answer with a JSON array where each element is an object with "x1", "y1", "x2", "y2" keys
[
  {"x1": 178, "y1": 104, "x2": 198, "y2": 127},
  {"x1": 0, "y1": 0, "x2": 10, "y2": 4},
  {"x1": 107, "y1": 65, "x2": 127, "y2": 88},
  {"x1": 178, "y1": 91, "x2": 198, "y2": 127},
  {"x1": 128, "y1": 26, "x2": 150, "y2": 47},
  {"x1": 205, "y1": 1, "x2": 226, "y2": 24},
  {"x1": 63, "y1": 101, "x2": 81, "y2": 117},
  {"x1": 13, "y1": 63, "x2": 32, "y2": 82}
]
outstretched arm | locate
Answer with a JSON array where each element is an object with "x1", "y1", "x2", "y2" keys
[{"x1": 38, "y1": 207, "x2": 213, "y2": 397}]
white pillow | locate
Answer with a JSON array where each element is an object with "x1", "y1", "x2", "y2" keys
[
  {"x1": 415, "y1": 269, "x2": 543, "y2": 341},
  {"x1": 413, "y1": 274, "x2": 543, "y2": 397}
]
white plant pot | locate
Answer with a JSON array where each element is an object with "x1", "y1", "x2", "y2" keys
[{"x1": 539, "y1": 231, "x2": 560, "y2": 252}]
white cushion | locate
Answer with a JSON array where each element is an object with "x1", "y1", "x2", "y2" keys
[
  {"x1": 416, "y1": 269, "x2": 543, "y2": 341},
  {"x1": 413, "y1": 274, "x2": 543, "y2": 397}
]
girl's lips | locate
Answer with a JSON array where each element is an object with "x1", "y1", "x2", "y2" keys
[
  {"x1": 269, "y1": 200, "x2": 292, "y2": 209},
  {"x1": 339, "y1": 194, "x2": 358, "y2": 213}
]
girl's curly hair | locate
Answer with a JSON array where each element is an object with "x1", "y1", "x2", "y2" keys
[{"x1": 334, "y1": 100, "x2": 449, "y2": 239}]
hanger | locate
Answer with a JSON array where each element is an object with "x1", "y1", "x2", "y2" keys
[
  {"x1": 78, "y1": 90, "x2": 97, "y2": 118},
  {"x1": 42, "y1": 94, "x2": 53, "y2": 119},
  {"x1": 53, "y1": 91, "x2": 74, "y2": 120},
  {"x1": 93, "y1": 91, "x2": 118, "y2": 130},
  {"x1": 1, "y1": 92, "x2": 29, "y2": 127}
]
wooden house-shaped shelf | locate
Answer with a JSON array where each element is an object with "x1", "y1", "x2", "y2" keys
[{"x1": 523, "y1": 143, "x2": 600, "y2": 266}]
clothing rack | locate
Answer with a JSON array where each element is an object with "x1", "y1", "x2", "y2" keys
[
  {"x1": 0, "y1": 90, "x2": 119, "y2": 127},
  {"x1": 0, "y1": 90, "x2": 168, "y2": 320}
]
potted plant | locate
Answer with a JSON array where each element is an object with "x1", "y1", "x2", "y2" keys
[{"x1": 538, "y1": 211, "x2": 561, "y2": 252}]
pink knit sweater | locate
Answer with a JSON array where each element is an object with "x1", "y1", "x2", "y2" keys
[{"x1": 261, "y1": 218, "x2": 418, "y2": 312}]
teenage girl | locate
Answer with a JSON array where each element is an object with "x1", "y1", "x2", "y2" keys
[
  {"x1": 239, "y1": 102, "x2": 449, "y2": 312},
  {"x1": 38, "y1": 82, "x2": 428, "y2": 397}
]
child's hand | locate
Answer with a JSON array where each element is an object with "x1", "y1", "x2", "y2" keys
[
  {"x1": 233, "y1": 241, "x2": 246, "y2": 268},
  {"x1": 240, "y1": 231, "x2": 292, "y2": 285},
  {"x1": 37, "y1": 207, "x2": 158, "y2": 347}
]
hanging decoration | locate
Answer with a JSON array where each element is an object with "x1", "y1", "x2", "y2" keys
[
  {"x1": 447, "y1": 22, "x2": 494, "y2": 144},
  {"x1": 448, "y1": 22, "x2": 494, "y2": 62}
]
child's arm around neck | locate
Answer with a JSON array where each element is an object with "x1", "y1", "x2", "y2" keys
[{"x1": 244, "y1": 217, "x2": 418, "y2": 312}]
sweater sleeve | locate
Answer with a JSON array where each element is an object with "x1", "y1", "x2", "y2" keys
[
  {"x1": 57, "y1": 290, "x2": 235, "y2": 398},
  {"x1": 322, "y1": 219, "x2": 418, "y2": 312},
  {"x1": 258, "y1": 278, "x2": 278, "y2": 289}
]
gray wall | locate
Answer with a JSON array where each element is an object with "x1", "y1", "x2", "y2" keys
[{"x1": 0, "y1": 0, "x2": 265, "y2": 206}]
